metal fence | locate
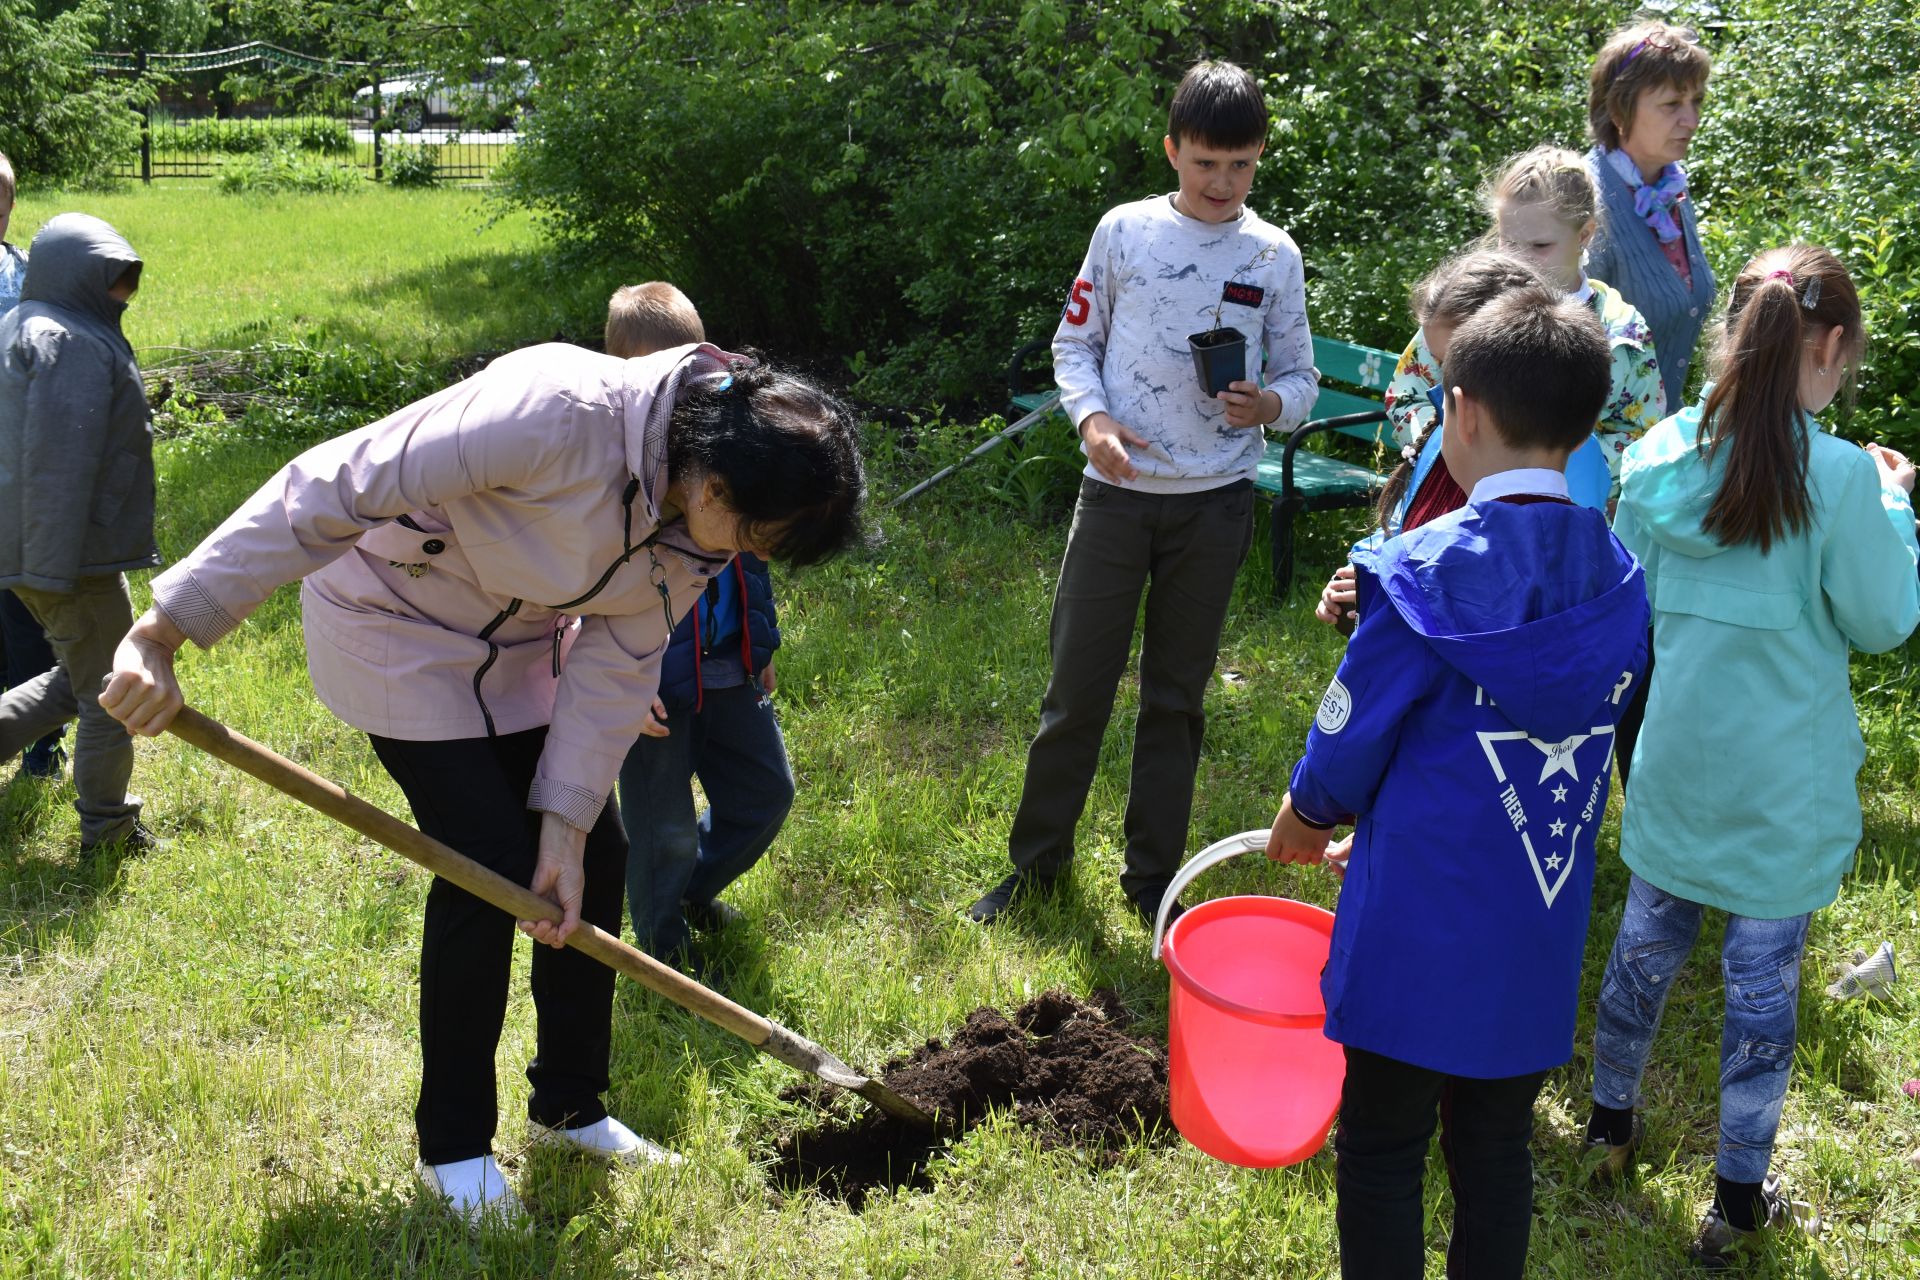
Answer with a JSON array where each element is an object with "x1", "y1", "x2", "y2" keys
[{"x1": 86, "y1": 42, "x2": 516, "y2": 185}]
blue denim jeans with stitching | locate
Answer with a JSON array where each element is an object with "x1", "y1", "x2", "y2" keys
[
  {"x1": 617, "y1": 680, "x2": 794, "y2": 961},
  {"x1": 1591, "y1": 873, "x2": 1811, "y2": 1182}
]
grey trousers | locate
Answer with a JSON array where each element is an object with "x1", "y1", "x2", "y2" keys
[
  {"x1": 0, "y1": 575, "x2": 141, "y2": 846},
  {"x1": 1007, "y1": 476, "x2": 1253, "y2": 896}
]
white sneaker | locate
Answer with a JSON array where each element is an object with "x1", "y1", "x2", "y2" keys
[
  {"x1": 415, "y1": 1154, "x2": 525, "y2": 1225},
  {"x1": 527, "y1": 1115, "x2": 683, "y2": 1167}
]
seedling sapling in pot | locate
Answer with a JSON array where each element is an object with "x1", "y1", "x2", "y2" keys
[{"x1": 1188, "y1": 245, "x2": 1280, "y2": 396}]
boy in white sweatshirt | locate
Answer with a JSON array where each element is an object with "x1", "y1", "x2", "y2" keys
[{"x1": 969, "y1": 60, "x2": 1318, "y2": 927}]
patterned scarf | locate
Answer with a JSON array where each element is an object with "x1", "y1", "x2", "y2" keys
[{"x1": 1606, "y1": 147, "x2": 1689, "y2": 245}]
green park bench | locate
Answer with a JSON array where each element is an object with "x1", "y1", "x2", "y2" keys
[{"x1": 1007, "y1": 334, "x2": 1400, "y2": 595}]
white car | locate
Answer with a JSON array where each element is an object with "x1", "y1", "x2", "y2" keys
[{"x1": 354, "y1": 58, "x2": 534, "y2": 132}]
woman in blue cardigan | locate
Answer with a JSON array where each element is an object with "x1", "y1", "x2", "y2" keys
[{"x1": 1584, "y1": 21, "x2": 1716, "y2": 412}]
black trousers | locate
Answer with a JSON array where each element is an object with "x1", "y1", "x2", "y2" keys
[
  {"x1": 370, "y1": 727, "x2": 628, "y2": 1164},
  {"x1": 1335, "y1": 1047, "x2": 1547, "y2": 1280},
  {"x1": 1613, "y1": 626, "x2": 1654, "y2": 791},
  {"x1": 1007, "y1": 476, "x2": 1252, "y2": 896}
]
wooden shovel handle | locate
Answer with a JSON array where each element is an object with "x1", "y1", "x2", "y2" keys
[{"x1": 165, "y1": 705, "x2": 777, "y2": 1048}]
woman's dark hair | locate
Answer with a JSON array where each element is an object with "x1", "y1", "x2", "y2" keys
[
  {"x1": 1375, "y1": 250, "x2": 1553, "y2": 526},
  {"x1": 1167, "y1": 61, "x2": 1268, "y2": 150},
  {"x1": 1698, "y1": 245, "x2": 1863, "y2": 553},
  {"x1": 668, "y1": 356, "x2": 867, "y2": 568}
]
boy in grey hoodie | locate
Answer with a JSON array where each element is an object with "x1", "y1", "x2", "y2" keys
[{"x1": 0, "y1": 213, "x2": 158, "y2": 853}]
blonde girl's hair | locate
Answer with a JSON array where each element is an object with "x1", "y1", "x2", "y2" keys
[
  {"x1": 1699, "y1": 244, "x2": 1864, "y2": 552},
  {"x1": 1480, "y1": 145, "x2": 1601, "y2": 236},
  {"x1": 1588, "y1": 21, "x2": 1711, "y2": 151}
]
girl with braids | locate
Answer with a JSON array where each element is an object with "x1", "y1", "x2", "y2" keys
[
  {"x1": 1583, "y1": 245, "x2": 1917, "y2": 1267},
  {"x1": 100, "y1": 342, "x2": 866, "y2": 1222}
]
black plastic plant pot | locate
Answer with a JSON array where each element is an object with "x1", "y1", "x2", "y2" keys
[{"x1": 1188, "y1": 328, "x2": 1246, "y2": 396}]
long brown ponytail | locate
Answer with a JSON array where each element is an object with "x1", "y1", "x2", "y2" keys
[
  {"x1": 1699, "y1": 245, "x2": 1862, "y2": 552},
  {"x1": 1375, "y1": 250, "x2": 1553, "y2": 527}
]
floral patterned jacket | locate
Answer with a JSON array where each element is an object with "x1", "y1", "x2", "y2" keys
[{"x1": 1382, "y1": 278, "x2": 1665, "y2": 487}]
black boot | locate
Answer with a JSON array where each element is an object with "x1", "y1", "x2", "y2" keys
[{"x1": 965, "y1": 869, "x2": 1058, "y2": 924}]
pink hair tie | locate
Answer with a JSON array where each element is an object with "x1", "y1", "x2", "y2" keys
[{"x1": 1764, "y1": 268, "x2": 1821, "y2": 309}]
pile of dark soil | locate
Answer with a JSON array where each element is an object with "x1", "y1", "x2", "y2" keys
[{"x1": 769, "y1": 989, "x2": 1169, "y2": 1208}]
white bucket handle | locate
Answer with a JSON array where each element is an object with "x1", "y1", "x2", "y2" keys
[{"x1": 1151, "y1": 828, "x2": 1273, "y2": 960}]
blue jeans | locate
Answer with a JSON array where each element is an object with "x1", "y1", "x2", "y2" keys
[
  {"x1": 1591, "y1": 873, "x2": 1811, "y2": 1183},
  {"x1": 617, "y1": 681, "x2": 794, "y2": 961}
]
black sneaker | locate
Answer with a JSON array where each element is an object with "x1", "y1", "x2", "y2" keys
[
  {"x1": 683, "y1": 897, "x2": 744, "y2": 933},
  {"x1": 79, "y1": 822, "x2": 164, "y2": 860},
  {"x1": 1127, "y1": 880, "x2": 1185, "y2": 931},
  {"x1": 1584, "y1": 1112, "x2": 1644, "y2": 1184},
  {"x1": 965, "y1": 870, "x2": 1057, "y2": 924},
  {"x1": 1688, "y1": 1173, "x2": 1796, "y2": 1269}
]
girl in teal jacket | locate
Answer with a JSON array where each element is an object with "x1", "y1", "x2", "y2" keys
[{"x1": 1584, "y1": 245, "x2": 1918, "y2": 1268}]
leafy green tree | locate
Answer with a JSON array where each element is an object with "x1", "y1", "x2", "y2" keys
[
  {"x1": 36, "y1": 0, "x2": 212, "y2": 50},
  {"x1": 1, "y1": 0, "x2": 147, "y2": 187}
]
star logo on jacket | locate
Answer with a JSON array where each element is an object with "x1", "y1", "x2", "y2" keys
[{"x1": 1475, "y1": 724, "x2": 1618, "y2": 908}]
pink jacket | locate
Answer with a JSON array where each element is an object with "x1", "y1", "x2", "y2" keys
[{"x1": 151, "y1": 341, "x2": 738, "y2": 829}]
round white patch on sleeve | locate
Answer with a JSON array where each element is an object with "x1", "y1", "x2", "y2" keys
[{"x1": 1316, "y1": 677, "x2": 1352, "y2": 733}]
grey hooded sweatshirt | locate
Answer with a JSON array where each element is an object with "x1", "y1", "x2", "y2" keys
[{"x1": 0, "y1": 213, "x2": 157, "y2": 593}]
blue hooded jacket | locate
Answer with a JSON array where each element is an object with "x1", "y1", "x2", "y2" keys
[
  {"x1": 1291, "y1": 497, "x2": 1649, "y2": 1078},
  {"x1": 655, "y1": 553, "x2": 780, "y2": 714}
]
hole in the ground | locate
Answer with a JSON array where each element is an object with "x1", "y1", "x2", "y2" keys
[{"x1": 767, "y1": 989, "x2": 1170, "y2": 1209}]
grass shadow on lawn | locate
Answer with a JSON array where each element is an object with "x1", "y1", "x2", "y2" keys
[
  {"x1": 313, "y1": 248, "x2": 630, "y2": 361},
  {"x1": 0, "y1": 771, "x2": 156, "y2": 968},
  {"x1": 251, "y1": 1169, "x2": 630, "y2": 1279}
]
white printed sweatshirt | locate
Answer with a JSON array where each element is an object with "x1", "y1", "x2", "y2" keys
[{"x1": 1053, "y1": 194, "x2": 1318, "y2": 494}]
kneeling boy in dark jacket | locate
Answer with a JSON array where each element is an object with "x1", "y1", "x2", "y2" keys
[{"x1": 1266, "y1": 285, "x2": 1649, "y2": 1280}]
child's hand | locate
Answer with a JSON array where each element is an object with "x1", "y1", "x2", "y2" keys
[
  {"x1": 1323, "y1": 833, "x2": 1354, "y2": 881},
  {"x1": 1866, "y1": 442, "x2": 1916, "y2": 495},
  {"x1": 1080, "y1": 413, "x2": 1145, "y2": 483},
  {"x1": 1315, "y1": 563, "x2": 1358, "y2": 634},
  {"x1": 1266, "y1": 794, "x2": 1335, "y2": 865},
  {"x1": 637, "y1": 695, "x2": 670, "y2": 738},
  {"x1": 760, "y1": 656, "x2": 777, "y2": 694},
  {"x1": 1218, "y1": 380, "x2": 1278, "y2": 429}
]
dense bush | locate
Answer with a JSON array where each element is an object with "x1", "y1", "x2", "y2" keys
[
  {"x1": 217, "y1": 143, "x2": 362, "y2": 194},
  {"x1": 1687, "y1": 0, "x2": 1920, "y2": 453},
  {"x1": 383, "y1": 142, "x2": 439, "y2": 188},
  {"x1": 156, "y1": 115, "x2": 353, "y2": 156},
  {"x1": 363, "y1": 0, "x2": 1920, "y2": 445},
  {"x1": 0, "y1": 0, "x2": 147, "y2": 187}
]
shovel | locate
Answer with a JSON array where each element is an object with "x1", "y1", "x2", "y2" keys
[{"x1": 164, "y1": 705, "x2": 941, "y2": 1131}]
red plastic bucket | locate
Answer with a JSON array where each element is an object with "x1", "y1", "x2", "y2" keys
[{"x1": 1153, "y1": 832, "x2": 1345, "y2": 1167}]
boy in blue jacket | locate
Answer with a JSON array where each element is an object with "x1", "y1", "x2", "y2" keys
[
  {"x1": 1267, "y1": 285, "x2": 1650, "y2": 1279},
  {"x1": 605, "y1": 283, "x2": 795, "y2": 969}
]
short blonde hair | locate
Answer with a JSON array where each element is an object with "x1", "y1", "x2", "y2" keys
[
  {"x1": 1481, "y1": 145, "x2": 1601, "y2": 234},
  {"x1": 1588, "y1": 21, "x2": 1711, "y2": 151},
  {"x1": 604, "y1": 281, "x2": 704, "y2": 358},
  {"x1": 0, "y1": 151, "x2": 16, "y2": 207}
]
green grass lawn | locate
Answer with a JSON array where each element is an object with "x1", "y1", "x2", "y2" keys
[
  {"x1": 9, "y1": 186, "x2": 619, "y2": 363},
  {"x1": 1, "y1": 189, "x2": 1917, "y2": 1278}
]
